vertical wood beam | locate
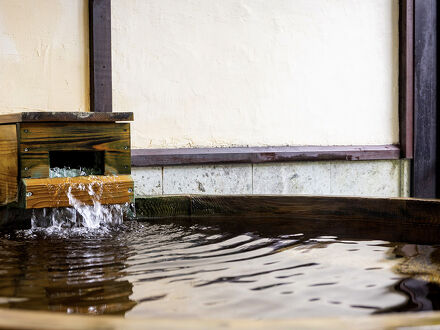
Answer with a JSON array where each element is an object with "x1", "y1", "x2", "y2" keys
[
  {"x1": 399, "y1": 0, "x2": 414, "y2": 159},
  {"x1": 413, "y1": 0, "x2": 437, "y2": 197},
  {"x1": 89, "y1": 0, "x2": 112, "y2": 112}
]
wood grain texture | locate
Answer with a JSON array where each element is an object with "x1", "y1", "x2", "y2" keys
[
  {"x1": 21, "y1": 175, "x2": 133, "y2": 209},
  {"x1": 399, "y1": 0, "x2": 414, "y2": 159},
  {"x1": 0, "y1": 125, "x2": 18, "y2": 205},
  {"x1": 89, "y1": 0, "x2": 112, "y2": 113},
  {"x1": 190, "y1": 195, "x2": 440, "y2": 226},
  {"x1": 135, "y1": 196, "x2": 191, "y2": 218},
  {"x1": 131, "y1": 145, "x2": 400, "y2": 167},
  {"x1": 413, "y1": 0, "x2": 437, "y2": 197},
  {"x1": 136, "y1": 195, "x2": 440, "y2": 227},
  {"x1": 19, "y1": 122, "x2": 130, "y2": 178},
  {"x1": 1, "y1": 301, "x2": 440, "y2": 330},
  {"x1": 0, "y1": 112, "x2": 133, "y2": 124}
]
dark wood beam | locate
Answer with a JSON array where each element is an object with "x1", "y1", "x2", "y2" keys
[
  {"x1": 399, "y1": 0, "x2": 414, "y2": 159},
  {"x1": 0, "y1": 112, "x2": 133, "y2": 124},
  {"x1": 413, "y1": 0, "x2": 437, "y2": 198},
  {"x1": 89, "y1": 0, "x2": 112, "y2": 112},
  {"x1": 131, "y1": 145, "x2": 400, "y2": 167}
]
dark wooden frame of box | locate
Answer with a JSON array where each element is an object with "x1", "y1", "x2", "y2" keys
[{"x1": 0, "y1": 112, "x2": 134, "y2": 209}]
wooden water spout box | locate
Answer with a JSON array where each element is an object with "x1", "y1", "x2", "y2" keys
[{"x1": 0, "y1": 112, "x2": 134, "y2": 209}]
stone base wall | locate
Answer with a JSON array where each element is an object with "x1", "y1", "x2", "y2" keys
[{"x1": 132, "y1": 160, "x2": 410, "y2": 198}]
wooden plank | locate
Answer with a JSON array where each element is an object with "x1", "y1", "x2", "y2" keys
[
  {"x1": 0, "y1": 125, "x2": 18, "y2": 206},
  {"x1": 399, "y1": 0, "x2": 414, "y2": 159},
  {"x1": 2, "y1": 308, "x2": 440, "y2": 330},
  {"x1": 131, "y1": 145, "x2": 400, "y2": 166},
  {"x1": 0, "y1": 112, "x2": 132, "y2": 124},
  {"x1": 413, "y1": 0, "x2": 437, "y2": 197},
  {"x1": 89, "y1": 0, "x2": 112, "y2": 113},
  {"x1": 19, "y1": 123, "x2": 130, "y2": 178},
  {"x1": 135, "y1": 194, "x2": 440, "y2": 227},
  {"x1": 189, "y1": 195, "x2": 440, "y2": 226},
  {"x1": 21, "y1": 175, "x2": 133, "y2": 209},
  {"x1": 135, "y1": 196, "x2": 191, "y2": 218}
]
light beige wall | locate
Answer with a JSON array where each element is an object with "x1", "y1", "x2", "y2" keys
[
  {"x1": 112, "y1": 0, "x2": 399, "y2": 149},
  {"x1": 0, "y1": 0, "x2": 89, "y2": 113}
]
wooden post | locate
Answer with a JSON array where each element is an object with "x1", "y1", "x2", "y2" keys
[
  {"x1": 399, "y1": 0, "x2": 414, "y2": 159},
  {"x1": 413, "y1": 0, "x2": 438, "y2": 198},
  {"x1": 89, "y1": 0, "x2": 112, "y2": 112}
]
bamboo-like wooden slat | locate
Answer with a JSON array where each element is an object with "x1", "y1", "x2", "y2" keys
[
  {"x1": 0, "y1": 125, "x2": 18, "y2": 206},
  {"x1": 20, "y1": 175, "x2": 134, "y2": 209}
]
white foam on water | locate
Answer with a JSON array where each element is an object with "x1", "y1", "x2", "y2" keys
[{"x1": 30, "y1": 168, "x2": 133, "y2": 231}]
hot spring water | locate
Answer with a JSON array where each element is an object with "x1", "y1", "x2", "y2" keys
[{"x1": 1, "y1": 168, "x2": 440, "y2": 318}]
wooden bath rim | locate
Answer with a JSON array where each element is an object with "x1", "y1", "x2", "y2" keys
[
  {"x1": 1, "y1": 307, "x2": 440, "y2": 330},
  {"x1": 134, "y1": 194, "x2": 440, "y2": 225}
]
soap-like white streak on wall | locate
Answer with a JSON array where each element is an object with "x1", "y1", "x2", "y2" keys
[
  {"x1": 0, "y1": 0, "x2": 89, "y2": 113},
  {"x1": 112, "y1": 0, "x2": 399, "y2": 149}
]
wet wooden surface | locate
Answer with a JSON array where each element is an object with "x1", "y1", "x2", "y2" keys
[
  {"x1": 0, "y1": 112, "x2": 133, "y2": 124},
  {"x1": 1, "y1": 308, "x2": 440, "y2": 330},
  {"x1": 135, "y1": 195, "x2": 440, "y2": 227},
  {"x1": 20, "y1": 175, "x2": 134, "y2": 209},
  {"x1": 19, "y1": 122, "x2": 131, "y2": 178},
  {"x1": 0, "y1": 125, "x2": 17, "y2": 206}
]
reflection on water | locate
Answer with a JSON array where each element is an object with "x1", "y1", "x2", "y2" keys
[
  {"x1": 0, "y1": 228, "x2": 136, "y2": 314},
  {"x1": 0, "y1": 219, "x2": 439, "y2": 318}
]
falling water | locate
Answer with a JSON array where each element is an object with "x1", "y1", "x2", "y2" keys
[{"x1": 29, "y1": 167, "x2": 132, "y2": 230}]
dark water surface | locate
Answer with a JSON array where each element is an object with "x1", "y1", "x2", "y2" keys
[{"x1": 0, "y1": 218, "x2": 440, "y2": 319}]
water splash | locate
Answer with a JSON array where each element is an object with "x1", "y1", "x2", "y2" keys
[
  {"x1": 31, "y1": 167, "x2": 133, "y2": 231},
  {"x1": 49, "y1": 167, "x2": 101, "y2": 178}
]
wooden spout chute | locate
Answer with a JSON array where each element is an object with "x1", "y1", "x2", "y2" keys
[{"x1": 20, "y1": 175, "x2": 134, "y2": 209}]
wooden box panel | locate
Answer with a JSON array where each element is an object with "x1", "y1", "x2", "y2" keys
[
  {"x1": 20, "y1": 175, "x2": 134, "y2": 209},
  {"x1": 19, "y1": 122, "x2": 131, "y2": 178},
  {"x1": 0, "y1": 125, "x2": 18, "y2": 206}
]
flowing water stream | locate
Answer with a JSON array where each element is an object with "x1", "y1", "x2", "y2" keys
[{"x1": 29, "y1": 167, "x2": 131, "y2": 231}]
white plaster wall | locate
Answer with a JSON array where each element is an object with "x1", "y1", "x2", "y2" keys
[
  {"x1": 112, "y1": 0, "x2": 399, "y2": 149},
  {"x1": 0, "y1": 0, "x2": 89, "y2": 113}
]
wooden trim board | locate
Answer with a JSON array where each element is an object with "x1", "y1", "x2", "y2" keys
[
  {"x1": 399, "y1": 0, "x2": 414, "y2": 159},
  {"x1": 21, "y1": 175, "x2": 134, "y2": 209},
  {"x1": 131, "y1": 145, "x2": 400, "y2": 166},
  {"x1": 0, "y1": 112, "x2": 133, "y2": 124}
]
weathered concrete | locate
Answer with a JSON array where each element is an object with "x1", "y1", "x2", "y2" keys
[
  {"x1": 163, "y1": 164, "x2": 252, "y2": 195},
  {"x1": 253, "y1": 162, "x2": 332, "y2": 195},
  {"x1": 329, "y1": 160, "x2": 400, "y2": 197},
  {"x1": 133, "y1": 160, "x2": 411, "y2": 198},
  {"x1": 131, "y1": 167, "x2": 162, "y2": 197}
]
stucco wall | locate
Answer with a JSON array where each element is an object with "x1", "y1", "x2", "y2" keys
[
  {"x1": 0, "y1": 0, "x2": 89, "y2": 114},
  {"x1": 112, "y1": 0, "x2": 399, "y2": 149}
]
